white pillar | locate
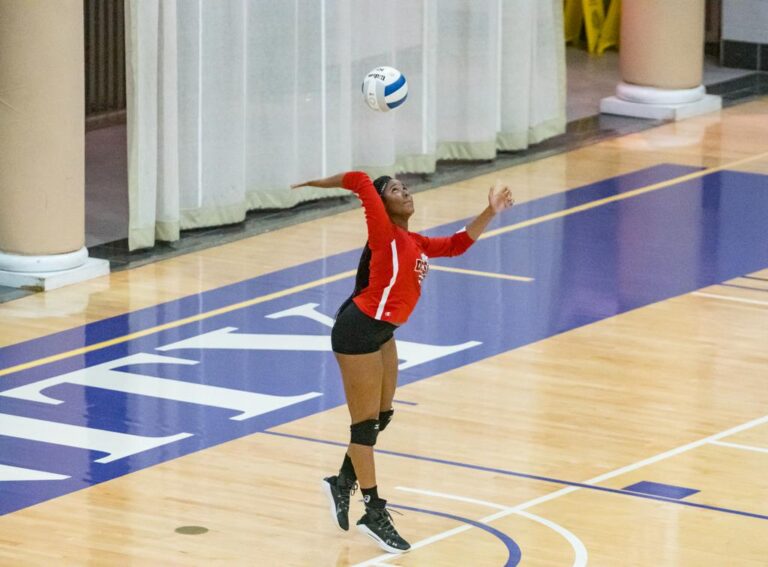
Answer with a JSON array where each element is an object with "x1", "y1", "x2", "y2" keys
[
  {"x1": 0, "y1": 0, "x2": 109, "y2": 291},
  {"x1": 600, "y1": 0, "x2": 722, "y2": 121}
]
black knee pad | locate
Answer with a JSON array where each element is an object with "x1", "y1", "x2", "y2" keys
[
  {"x1": 378, "y1": 409, "x2": 394, "y2": 432},
  {"x1": 350, "y1": 419, "x2": 380, "y2": 446}
]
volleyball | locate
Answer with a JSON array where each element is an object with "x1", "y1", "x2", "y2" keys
[{"x1": 362, "y1": 66, "x2": 408, "y2": 112}]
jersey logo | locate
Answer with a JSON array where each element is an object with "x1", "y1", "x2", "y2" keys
[{"x1": 414, "y1": 253, "x2": 429, "y2": 284}]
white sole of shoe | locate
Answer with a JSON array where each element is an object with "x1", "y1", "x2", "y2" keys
[
  {"x1": 321, "y1": 479, "x2": 347, "y2": 532},
  {"x1": 357, "y1": 524, "x2": 409, "y2": 554}
]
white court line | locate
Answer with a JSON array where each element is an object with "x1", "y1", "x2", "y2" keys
[
  {"x1": 585, "y1": 414, "x2": 768, "y2": 484},
  {"x1": 353, "y1": 507, "x2": 510, "y2": 567},
  {"x1": 430, "y1": 265, "x2": 534, "y2": 282},
  {"x1": 355, "y1": 487, "x2": 587, "y2": 567},
  {"x1": 516, "y1": 510, "x2": 587, "y2": 567},
  {"x1": 710, "y1": 440, "x2": 768, "y2": 455},
  {"x1": 692, "y1": 292, "x2": 768, "y2": 307},
  {"x1": 401, "y1": 487, "x2": 588, "y2": 567},
  {"x1": 354, "y1": 413, "x2": 768, "y2": 566}
]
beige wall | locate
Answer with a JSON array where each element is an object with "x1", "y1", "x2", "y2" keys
[
  {"x1": 620, "y1": 0, "x2": 705, "y2": 90},
  {"x1": 0, "y1": 0, "x2": 84, "y2": 256}
]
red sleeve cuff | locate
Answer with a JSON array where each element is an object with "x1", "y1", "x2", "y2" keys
[{"x1": 458, "y1": 229, "x2": 475, "y2": 245}]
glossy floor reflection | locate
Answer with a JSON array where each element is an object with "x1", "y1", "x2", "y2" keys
[{"x1": 1, "y1": 99, "x2": 768, "y2": 566}]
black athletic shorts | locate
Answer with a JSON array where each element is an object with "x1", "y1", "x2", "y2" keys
[{"x1": 331, "y1": 300, "x2": 397, "y2": 355}]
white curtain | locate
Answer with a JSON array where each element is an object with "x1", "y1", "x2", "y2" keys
[{"x1": 126, "y1": 0, "x2": 565, "y2": 250}]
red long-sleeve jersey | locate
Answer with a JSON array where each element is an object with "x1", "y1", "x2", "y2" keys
[{"x1": 342, "y1": 171, "x2": 475, "y2": 324}]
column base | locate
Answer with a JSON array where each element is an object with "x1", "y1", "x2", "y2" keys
[
  {"x1": 0, "y1": 258, "x2": 110, "y2": 291},
  {"x1": 600, "y1": 94, "x2": 722, "y2": 121}
]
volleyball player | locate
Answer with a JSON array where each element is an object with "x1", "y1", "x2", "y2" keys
[{"x1": 291, "y1": 172, "x2": 514, "y2": 553}]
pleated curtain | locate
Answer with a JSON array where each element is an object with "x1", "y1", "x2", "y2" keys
[{"x1": 126, "y1": 0, "x2": 565, "y2": 250}]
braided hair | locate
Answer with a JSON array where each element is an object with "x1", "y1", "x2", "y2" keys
[{"x1": 336, "y1": 175, "x2": 392, "y2": 317}]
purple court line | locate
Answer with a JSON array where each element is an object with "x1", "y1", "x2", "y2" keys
[
  {"x1": 392, "y1": 399, "x2": 419, "y2": 406},
  {"x1": 721, "y1": 283, "x2": 768, "y2": 293},
  {"x1": 263, "y1": 430, "x2": 768, "y2": 522},
  {"x1": 743, "y1": 275, "x2": 768, "y2": 282},
  {"x1": 389, "y1": 503, "x2": 522, "y2": 567}
]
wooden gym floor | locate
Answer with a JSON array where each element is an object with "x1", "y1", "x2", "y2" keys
[{"x1": 1, "y1": 98, "x2": 767, "y2": 566}]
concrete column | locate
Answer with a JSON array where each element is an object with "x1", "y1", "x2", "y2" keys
[
  {"x1": 601, "y1": 0, "x2": 722, "y2": 121},
  {"x1": 0, "y1": 0, "x2": 109, "y2": 290}
]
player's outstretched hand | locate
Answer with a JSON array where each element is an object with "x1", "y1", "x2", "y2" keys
[{"x1": 488, "y1": 181, "x2": 515, "y2": 214}]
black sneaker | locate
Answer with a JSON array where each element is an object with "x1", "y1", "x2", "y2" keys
[
  {"x1": 321, "y1": 475, "x2": 356, "y2": 531},
  {"x1": 356, "y1": 503, "x2": 411, "y2": 554}
]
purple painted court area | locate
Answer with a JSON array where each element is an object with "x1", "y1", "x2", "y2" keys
[
  {"x1": 623, "y1": 481, "x2": 700, "y2": 500},
  {"x1": 1, "y1": 163, "x2": 767, "y2": 516}
]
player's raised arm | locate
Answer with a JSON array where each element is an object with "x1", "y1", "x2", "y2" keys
[
  {"x1": 465, "y1": 181, "x2": 515, "y2": 241},
  {"x1": 290, "y1": 173, "x2": 346, "y2": 190}
]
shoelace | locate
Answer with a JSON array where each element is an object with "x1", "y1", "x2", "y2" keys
[
  {"x1": 338, "y1": 482, "x2": 357, "y2": 510},
  {"x1": 374, "y1": 507, "x2": 404, "y2": 537}
]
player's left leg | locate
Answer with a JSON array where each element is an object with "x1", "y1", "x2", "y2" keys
[{"x1": 378, "y1": 337, "x2": 398, "y2": 431}]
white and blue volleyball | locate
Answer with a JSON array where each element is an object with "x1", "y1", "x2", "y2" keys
[{"x1": 362, "y1": 66, "x2": 408, "y2": 112}]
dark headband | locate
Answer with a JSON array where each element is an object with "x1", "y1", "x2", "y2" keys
[{"x1": 372, "y1": 175, "x2": 392, "y2": 197}]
